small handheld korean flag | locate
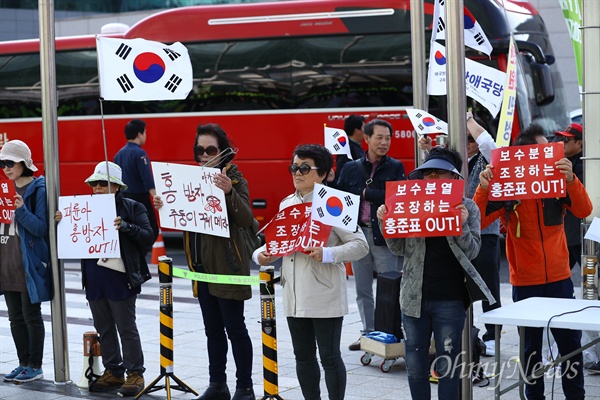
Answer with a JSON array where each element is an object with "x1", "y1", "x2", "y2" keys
[
  {"x1": 406, "y1": 109, "x2": 448, "y2": 136},
  {"x1": 324, "y1": 126, "x2": 352, "y2": 159},
  {"x1": 311, "y1": 183, "x2": 359, "y2": 232},
  {"x1": 97, "y1": 37, "x2": 193, "y2": 101}
]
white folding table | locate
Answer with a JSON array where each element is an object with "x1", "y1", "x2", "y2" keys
[{"x1": 479, "y1": 297, "x2": 600, "y2": 399}]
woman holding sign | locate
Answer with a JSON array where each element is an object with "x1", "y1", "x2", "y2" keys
[
  {"x1": 376, "y1": 147, "x2": 494, "y2": 400},
  {"x1": 253, "y1": 144, "x2": 369, "y2": 400},
  {"x1": 56, "y1": 161, "x2": 153, "y2": 396},
  {"x1": 0, "y1": 140, "x2": 51, "y2": 383},
  {"x1": 154, "y1": 124, "x2": 256, "y2": 400}
]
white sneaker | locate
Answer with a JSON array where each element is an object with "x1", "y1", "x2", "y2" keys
[{"x1": 484, "y1": 340, "x2": 495, "y2": 357}]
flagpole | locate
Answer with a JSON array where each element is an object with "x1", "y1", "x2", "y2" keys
[{"x1": 98, "y1": 99, "x2": 113, "y2": 195}]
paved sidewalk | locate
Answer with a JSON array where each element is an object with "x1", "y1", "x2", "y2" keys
[{"x1": 0, "y1": 262, "x2": 599, "y2": 399}]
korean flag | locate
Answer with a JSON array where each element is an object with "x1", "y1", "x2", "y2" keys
[
  {"x1": 97, "y1": 37, "x2": 193, "y2": 101},
  {"x1": 324, "y1": 126, "x2": 352, "y2": 159},
  {"x1": 311, "y1": 183, "x2": 360, "y2": 232},
  {"x1": 406, "y1": 109, "x2": 448, "y2": 136}
]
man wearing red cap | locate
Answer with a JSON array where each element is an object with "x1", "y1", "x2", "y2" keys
[{"x1": 554, "y1": 123, "x2": 584, "y2": 270}]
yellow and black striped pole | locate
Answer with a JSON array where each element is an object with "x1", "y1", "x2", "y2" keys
[
  {"x1": 135, "y1": 256, "x2": 198, "y2": 400},
  {"x1": 260, "y1": 266, "x2": 284, "y2": 400}
]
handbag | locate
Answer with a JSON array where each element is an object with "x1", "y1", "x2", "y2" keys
[{"x1": 97, "y1": 257, "x2": 126, "y2": 273}]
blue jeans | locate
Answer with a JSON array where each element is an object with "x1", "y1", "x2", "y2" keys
[
  {"x1": 513, "y1": 278, "x2": 585, "y2": 400},
  {"x1": 197, "y1": 280, "x2": 253, "y2": 389},
  {"x1": 402, "y1": 300, "x2": 466, "y2": 400},
  {"x1": 352, "y1": 226, "x2": 402, "y2": 333},
  {"x1": 3, "y1": 291, "x2": 45, "y2": 369},
  {"x1": 287, "y1": 317, "x2": 345, "y2": 400}
]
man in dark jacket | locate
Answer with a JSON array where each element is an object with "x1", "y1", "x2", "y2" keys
[
  {"x1": 337, "y1": 119, "x2": 406, "y2": 350},
  {"x1": 554, "y1": 122, "x2": 584, "y2": 270}
]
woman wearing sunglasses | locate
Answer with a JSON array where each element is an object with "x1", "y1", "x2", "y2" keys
[
  {"x1": 253, "y1": 144, "x2": 368, "y2": 400},
  {"x1": 154, "y1": 123, "x2": 255, "y2": 400},
  {"x1": 376, "y1": 147, "x2": 494, "y2": 400},
  {"x1": 0, "y1": 140, "x2": 52, "y2": 384},
  {"x1": 56, "y1": 161, "x2": 153, "y2": 396}
]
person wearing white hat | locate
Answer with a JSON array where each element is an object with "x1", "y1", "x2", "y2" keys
[
  {"x1": 56, "y1": 161, "x2": 153, "y2": 396},
  {"x1": 0, "y1": 140, "x2": 51, "y2": 384}
]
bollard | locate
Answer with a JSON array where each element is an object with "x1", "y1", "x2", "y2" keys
[
  {"x1": 76, "y1": 331, "x2": 102, "y2": 388},
  {"x1": 135, "y1": 256, "x2": 198, "y2": 399},
  {"x1": 260, "y1": 266, "x2": 284, "y2": 400}
]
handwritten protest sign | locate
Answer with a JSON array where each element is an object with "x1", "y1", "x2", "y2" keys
[
  {"x1": 489, "y1": 142, "x2": 565, "y2": 201},
  {"x1": 383, "y1": 179, "x2": 464, "y2": 238},
  {"x1": 57, "y1": 194, "x2": 120, "y2": 259},
  {"x1": 0, "y1": 179, "x2": 16, "y2": 224},
  {"x1": 152, "y1": 162, "x2": 230, "y2": 238},
  {"x1": 265, "y1": 203, "x2": 332, "y2": 257}
]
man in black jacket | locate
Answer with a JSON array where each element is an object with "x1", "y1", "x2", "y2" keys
[{"x1": 337, "y1": 119, "x2": 406, "y2": 350}]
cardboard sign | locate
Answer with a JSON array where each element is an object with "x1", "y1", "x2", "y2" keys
[
  {"x1": 152, "y1": 162, "x2": 230, "y2": 238},
  {"x1": 57, "y1": 194, "x2": 120, "y2": 259},
  {"x1": 489, "y1": 143, "x2": 565, "y2": 200},
  {"x1": 265, "y1": 203, "x2": 332, "y2": 257},
  {"x1": 0, "y1": 179, "x2": 16, "y2": 224},
  {"x1": 383, "y1": 179, "x2": 464, "y2": 238}
]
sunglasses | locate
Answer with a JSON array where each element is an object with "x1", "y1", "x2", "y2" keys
[
  {"x1": 421, "y1": 168, "x2": 451, "y2": 176},
  {"x1": 557, "y1": 136, "x2": 575, "y2": 143},
  {"x1": 194, "y1": 145, "x2": 219, "y2": 157},
  {"x1": 88, "y1": 180, "x2": 109, "y2": 188},
  {"x1": 289, "y1": 164, "x2": 319, "y2": 175},
  {"x1": 467, "y1": 135, "x2": 476, "y2": 143},
  {"x1": 0, "y1": 160, "x2": 16, "y2": 169}
]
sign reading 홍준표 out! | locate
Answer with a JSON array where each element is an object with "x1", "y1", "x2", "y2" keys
[
  {"x1": 488, "y1": 142, "x2": 565, "y2": 201},
  {"x1": 383, "y1": 179, "x2": 464, "y2": 238}
]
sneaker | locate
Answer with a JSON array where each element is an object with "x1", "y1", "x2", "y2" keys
[
  {"x1": 118, "y1": 371, "x2": 145, "y2": 397},
  {"x1": 3, "y1": 366, "x2": 24, "y2": 382},
  {"x1": 484, "y1": 340, "x2": 495, "y2": 357},
  {"x1": 348, "y1": 337, "x2": 362, "y2": 351},
  {"x1": 14, "y1": 366, "x2": 43, "y2": 383},
  {"x1": 587, "y1": 361, "x2": 600, "y2": 375},
  {"x1": 89, "y1": 370, "x2": 125, "y2": 392}
]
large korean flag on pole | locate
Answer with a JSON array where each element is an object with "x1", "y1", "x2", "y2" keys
[
  {"x1": 311, "y1": 183, "x2": 359, "y2": 232},
  {"x1": 324, "y1": 126, "x2": 352, "y2": 159},
  {"x1": 96, "y1": 37, "x2": 193, "y2": 101}
]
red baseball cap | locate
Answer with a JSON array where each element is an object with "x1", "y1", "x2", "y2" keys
[{"x1": 555, "y1": 123, "x2": 583, "y2": 140}]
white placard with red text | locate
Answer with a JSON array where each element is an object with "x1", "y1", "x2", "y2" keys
[
  {"x1": 57, "y1": 194, "x2": 120, "y2": 259},
  {"x1": 152, "y1": 162, "x2": 230, "y2": 238},
  {"x1": 488, "y1": 143, "x2": 565, "y2": 200},
  {"x1": 383, "y1": 179, "x2": 464, "y2": 238},
  {"x1": 265, "y1": 203, "x2": 332, "y2": 257},
  {"x1": 0, "y1": 179, "x2": 16, "y2": 224}
]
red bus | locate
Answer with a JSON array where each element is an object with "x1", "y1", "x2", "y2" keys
[{"x1": 0, "y1": 0, "x2": 571, "y2": 224}]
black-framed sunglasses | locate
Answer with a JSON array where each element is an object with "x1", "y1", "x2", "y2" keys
[
  {"x1": 289, "y1": 164, "x2": 319, "y2": 175},
  {"x1": 0, "y1": 160, "x2": 16, "y2": 169},
  {"x1": 421, "y1": 168, "x2": 451, "y2": 176},
  {"x1": 194, "y1": 145, "x2": 219, "y2": 157},
  {"x1": 88, "y1": 180, "x2": 109, "y2": 188},
  {"x1": 556, "y1": 136, "x2": 575, "y2": 143}
]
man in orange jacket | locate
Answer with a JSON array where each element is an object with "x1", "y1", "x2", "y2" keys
[{"x1": 474, "y1": 123, "x2": 592, "y2": 400}]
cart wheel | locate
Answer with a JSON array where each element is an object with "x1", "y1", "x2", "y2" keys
[
  {"x1": 360, "y1": 353, "x2": 372, "y2": 366},
  {"x1": 380, "y1": 359, "x2": 394, "y2": 372}
]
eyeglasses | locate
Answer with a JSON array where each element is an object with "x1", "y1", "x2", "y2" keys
[
  {"x1": 88, "y1": 180, "x2": 109, "y2": 188},
  {"x1": 289, "y1": 164, "x2": 319, "y2": 175},
  {"x1": 421, "y1": 168, "x2": 451, "y2": 176},
  {"x1": 194, "y1": 145, "x2": 219, "y2": 157},
  {"x1": 0, "y1": 160, "x2": 16, "y2": 169},
  {"x1": 467, "y1": 135, "x2": 476, "y2": 143},
  {"x1": 557, "y1": 136, "x2": 575, "y2": 143}
]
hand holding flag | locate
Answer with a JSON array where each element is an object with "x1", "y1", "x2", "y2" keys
[{"x1": 97, "y1": 37, "x2": 193, "y2": 101}]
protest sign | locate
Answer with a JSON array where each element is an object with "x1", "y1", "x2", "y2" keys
[
  {"x1": 488, "y1": 142, "x2": 565, "y2": 201},
  {"x1": 264, "y1": 203, "x2": 332, "y2": 257},
  {"x1": 0, "y1": 179, "x2": 16, "y2": 224},
  {"x1": 382, "y1": 179, "x2": 464, "y2": 238},
  {"x1": 57, "y1": 194, "x2": 120, "y2": 259},
  {"x1": 311, "y1": 183, "x2": 359, "y2": 232},
  {"x1": 152, "y1": 162, "x2": 230, "y2": 237}
]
